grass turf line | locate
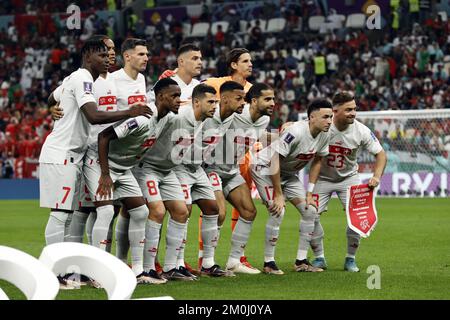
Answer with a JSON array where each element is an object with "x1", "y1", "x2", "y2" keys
[{"x1": 0, "y1": 198, "x2": 449, "y2": 300}]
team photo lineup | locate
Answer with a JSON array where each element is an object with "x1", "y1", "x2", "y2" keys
[
  {"x1": 0, "y1": 0, "x2": 449, "y2": 301},
  {"x1": 41, "y1": 36, "x2": 388, "y2": 285}
]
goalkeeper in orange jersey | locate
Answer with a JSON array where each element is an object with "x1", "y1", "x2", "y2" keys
[{"x1": 161, "y1": 47, "x2": 259, "y2": 270}]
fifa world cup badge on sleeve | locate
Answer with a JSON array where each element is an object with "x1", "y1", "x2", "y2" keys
[
  {"x1": 345, "y1": 184, "x2": 378, "y2": 238},
  {"x1": 283, "y1": 132, "x2": 295, "y2": 144},
  {"x1": 83, "y1": 82, "x2": 93, "y2": 93}
]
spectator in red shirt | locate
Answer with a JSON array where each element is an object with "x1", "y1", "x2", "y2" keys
[{"x1": 215, "y1": 24, "x2": 225, "y2": 45}]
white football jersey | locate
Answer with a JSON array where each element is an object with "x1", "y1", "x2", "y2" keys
[
  {"x1": 108, "y1": 103, "x2": 170, "y2": 171},
  {"x1": 147, "y1": 74, "x2": 200, "y2": 108},
  {"x1": 39, "y1": 68, "x2": 96, "y2": 165},
  {"x1": 53, "y1": 73, "x2": 118, "y2": 152},
  {"x1": 257, "y1": 120, "x2": 329, "y2": 176},
  {"x1": 140, "y1": 104, "x2": 202, "y2": 172},
  {"x1": 110, "y1": 68, "x2": 147, "y2": 111},
  {"x1": 208, "y1": 104, "x2": 269, "y2": 174},
  {"x1": 88, "y1": 73, "x2": 118, "y2": 150},
  {"x1": 202, "y1": 104, "x2": 235, "y2": 166},
  {"x1": 319, "y1": 120, "x2": 383, "y2": 181}
]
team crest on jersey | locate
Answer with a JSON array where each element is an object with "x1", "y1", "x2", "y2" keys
[
  {"x1": 126, "y1": 119, "x2": 138, "y2": 130},
  {"x1": 283, "y1": 132, "x2": 295, "y2": 144},
  {"x1": 83, "y1": 82, "x2": 93, "y2": 93}
]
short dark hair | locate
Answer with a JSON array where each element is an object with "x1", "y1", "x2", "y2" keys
[
  {"x1": 307, "y1": 98, "x2": 333, "y2": 118},
  {"x1": 121, "y1": 38, "x2": 147, "y2": 55},
  {"x1": 227, "y1": 48, "x2": 250, "y2": 75},
  {"x1": 153, "y1": 77, "x2": 179, "y2": 96},
  {"x1": 88, "y1": 34, "x2": 109, "y2": 42},
  {"x1": 332, "y1": 91, "x2": 354, "y2": 107},
  {"x1": 81, "y1": 37, "x2": 107, "y2": 59},
  {"x1": 245, "y1": 83, "x2": 273, "y2": 103},
  {"x1": 192, "y1": 84, "x2": 216, "y2": 100},
  {"x1": 219, "y1": 81, "x2": 244, "y2": 94},
  {"x1": 176, "y1": 43, "x2": 201, "y2": 59}
]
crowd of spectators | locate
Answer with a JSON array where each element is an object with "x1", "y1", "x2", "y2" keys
[{"x1": 0, "y1": 0, "x2": 449, "y2": 178}]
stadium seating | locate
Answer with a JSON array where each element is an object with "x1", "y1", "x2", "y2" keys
[
  {"x1": 345, "y1": 13, "x2": 366, "y2": 29},
  {"x1": 265, "y1": 17, "x2": 286, "y2": 33},
  {"x1": 244, "y1": 19, "x2": 267, "y2": 33},
  {"x1": 186, "y1": 4, "x2": 203, "y2": 19},
  {"x1": 188, "y1": 22, "x2": 210, "y2": 38},
  {"x1": 438, "y1": 11, "x2": 448, "y2": 22},
  {"x1": 0, "y1": 245, "x2": 59, "y2": 300},
  {"x1": 39, "y1": 242, "x2": 137, "y2": 300},
  {"x1": 308, "y1": 15, "x2": 325, "y2": 31},
  {"x1": 211, "y1": 21, "x2": 229, "y2": 35},
  {"x1": 182, "y1": 22, "x2": 192, "y2": 36}
]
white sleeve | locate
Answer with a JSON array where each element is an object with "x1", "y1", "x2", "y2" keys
[
  {"x1": 146, "y1": 89, "x2": 155, "y2": 104},
  {"x1": 73, "y1": 73, "x2": 96, "y2": 108},
  {"x1": 113, "y1": 116, "x2": 148, "y2": 139},
  {"x1": 317, "y1": 133, "x2": 330, "y2": 157},
  {"x1": 361, "y1": 125, "x2": 383, "y2": 155},
  {"x1": 53, "y1": 84, "x2": 63, "y2": 102},
  {"x1": 277, "y1": 127, "x2": 297, "y2": 157}
]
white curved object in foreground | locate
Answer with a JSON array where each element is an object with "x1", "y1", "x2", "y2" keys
[
  {"x1": 0, "y1": 245, "x2": 59, "y2": 300},
  {"x1": 39, "y1": 242, "x2": 136, "y2": 300}
]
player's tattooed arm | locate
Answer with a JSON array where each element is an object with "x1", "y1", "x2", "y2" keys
[
  {"x1": 268, "y1": 154, "x2": 285, "y2": 216},
  {"x1": 369, "y1": 150, "x2": 387, "y2": 189},
  {"x1": 96, "y1": 126, "x2": 117, "y2": 200},
  {"x1": 81, "y1": 101, "x2": 152, "y2": 125},
  {"x1": 306, "y1": 155, "x2": 322, "y2": 210}
]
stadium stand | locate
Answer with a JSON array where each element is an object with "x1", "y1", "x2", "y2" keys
[{"x1": 0, "y1": 0, "x2": 449, "y2": 178}]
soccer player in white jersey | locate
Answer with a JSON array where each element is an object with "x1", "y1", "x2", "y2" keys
[
  {"x1": 171, "y1": 84, "x2": 231, "y2": 277},
  {"x1": 84, "y1": 38, "x2": 150, "y2": 256},
  {"x1": 93, "y1": 78, "x2": 181, "y2": 284},
  {"x1": 147, "y1": 43, "x2": 201, "y2": 105},
  {"x1": 137, "y1": 83, "x2": 229, "y2": 281},
  {"x1": 251, "y1": 99, "x2": 333, "y2": 274},
  {"x1": 309, "y1": 91, "x2": 387, "y2": 272},
  {"x1": 89, "y1": 38, "x2": 152, "y2": 266},
  {"x1": 146, "y1": 43, "x2": 202, "y2": 275},
  {"x1": 202, "y1": 83, "x2": 274, "y2": 274},
  {"x1": 57, "y1": 35, "x2": 121, "y2": 255},
  {"x1": 39, "y1": 37, "x2": 151, "y2": 288}
]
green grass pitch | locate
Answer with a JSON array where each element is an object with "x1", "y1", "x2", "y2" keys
[{"x1": 1, "y1": 198, "x2": 449, "y2": 300}]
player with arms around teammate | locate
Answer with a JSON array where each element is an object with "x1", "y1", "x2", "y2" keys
[
  {"x1": 251, "y1": 99, "x2": 333, "y2": 274},
  {"x1": 145, "y1": 43, "x2": 203, "y2": 276},
  {"x1": 202, "y1": 48, "x2": 258, "y2": 269},
  {"x1": 93, "y1": 78, "x2": 182, "y2": 284},
  {"x1": 309, "y1": 91, "x2": 387, "y2": 272},
  {"x1": 39, "y1": 37, "x2": 150, "y2": 287},
  {"x1": 139, "y1": 83, "x2": 230, "y2": 280},
  {"x1": 58, "y1": 35, "x2": 121, "y2": 250},
  {"x1": 203, "y1": 83, "x2": 274, "y2": 274},
  {"x1": 172, "y1": 84, "x2": 232, "y2": 277}
]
